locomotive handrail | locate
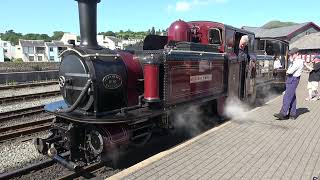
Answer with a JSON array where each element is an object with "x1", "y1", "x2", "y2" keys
[
  {"x1": 59, "y1": 48, "x2": 120, "y2": 59},
  {"x1": 168, "y1": 49, "x2": 225, "y2": 56},
  {"x1": 57, "y1": 79, "x2": 92, "y2": 113}
]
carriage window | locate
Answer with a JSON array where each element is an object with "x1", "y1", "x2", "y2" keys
[
  {"x1": 258, "y1": 40, "x2": 265, "y2": 50},
  {"x1": 265, "y1": 40, "x2": 275, "y2": 55},
  {"x1": 209, "y1": 28, "x2": 221, "y2": 45}
]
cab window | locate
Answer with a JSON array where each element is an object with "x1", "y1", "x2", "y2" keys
[{"x1": 208, "y1": 28, "x2": 222, "y2": 45}]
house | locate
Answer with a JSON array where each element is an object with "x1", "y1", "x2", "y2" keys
[
  {"x1": 60, "y1": 33, "x2": 78, "y2": 45},
  {"x1": 97, "y1": 35, "x2": 123, "y2": 50},
  {"x1": 122, "y1": 39, "x2": 143, "y2": 47},
  {"x1": 15, "y1": 40, "x2": 46, "y2": 62},
  {"x1": 0, "y1": 47, "x2": 4, "y2": 62},
  {"x1": 0, "y1": 39, "x2": 16, "y2": 60},
  {"x1": 45, "y1": 41, "x2": 68, "y2": 62},
  {"x1": 242, "y1": 22, "x2": 320, "y2": 43},
  {"x1": 290, "y1": 32, "x2": 320, "y2": 62},
  {"x1": 15, "y1": 39, "x2": 68, "y2": 62}
]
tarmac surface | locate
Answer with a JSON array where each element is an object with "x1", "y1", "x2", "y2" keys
[{"x1": 109, "y1": 72, "x2": 320, "y2": 180}]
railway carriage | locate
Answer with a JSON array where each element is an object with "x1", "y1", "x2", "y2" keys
[{"x1": 34, "y1": 0, "x2": 288, "y2": 169}]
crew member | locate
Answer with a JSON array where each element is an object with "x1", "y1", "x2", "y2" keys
[
  {"x1": 238, "y1": 35, "x2": 251, "y2": 99},
  {"x1": 274, "y1": 48, "x2": 304, "y2": 120},
  {"x1": 238, "y1": 35, "x2": 250, "y2": 60}
]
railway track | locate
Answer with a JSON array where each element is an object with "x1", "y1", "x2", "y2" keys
[
  {"x1": 0, "y1": 152, "x2": 105, "y2": 180},
  {"x1": 0, "y1": 116, "x2": 54, "y2": 142},
  {"x1": 0, "y1": 81, "x2": 58, "y2": 90},
  {"x1": 0, "y1": 152, "x2": 69, "y2": 180},
  {"x1": 0, "y1": 105, "x2": 45, "y2": 122},
  {"x1": 0, "y1": 90, "x2": 60, "y2": 104},
  {"x1": 57, "y1": 162, "x2": 105, "y2": 180}
]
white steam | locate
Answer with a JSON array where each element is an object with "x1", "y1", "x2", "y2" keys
[
  {"x1": 172, "y1": 105, "x2": 205, "y2": 136},
  {"x1": 224, "y1": 97, "x2": 250, "y2": 121}
]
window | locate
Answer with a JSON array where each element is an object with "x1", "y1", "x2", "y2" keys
[
  {"x1": 4, "y1": 49, "x2": 7, "y2": 53},
  {"x1": 36, "y1": 47, "x2": 45, "y2": 54},
  {"x1": 50, "y1": 56, "x2": 55, "y2": 61},
  {"x1": 28, "y1": 47, "x2": 34, "y2": 54},
  {"x1": 265, "y1": 40, "x2": 275, "y2": 55},
  {"x1": 23, "y1": 47, "x2": 28, "y2": 53},
  {"x1": 258, "y1": 40, "x2": 265, "y2": 50},
  {"x1": 50, "y1": 47, "x2": 53, "y2": 52},
  {"x1": 3, "y1": 43, "x2": 7, "y2": 47},
  {"x1": 38, "y1": 56, "x2": 42, "y2": 61},
  {"x1": 29, "y1": 56, "x2": 34, "y2": 61},
  {"x1": 208, "y1": 28, "x2": 222, "y2": 45}
]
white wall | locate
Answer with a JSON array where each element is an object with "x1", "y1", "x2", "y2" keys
[{"x1": 0, "y1": 47, "x2": 4, "y2": 62}]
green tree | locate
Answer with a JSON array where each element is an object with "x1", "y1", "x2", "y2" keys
[
  {"x1": 151, "y1": 27, "x2": 155, "y2": 35},
  {"x1": 262, "y1": 20, "x2": 298, "y2": 29},
  {"x1": 0, "y1": 30, "x2": 23, "y2": 45},
  {"x1": 51, "y1": 31, "x2": 64, "y2": 40},
  {"x1": 98, "y1": 31, "x2": 116, "y2": 37}
]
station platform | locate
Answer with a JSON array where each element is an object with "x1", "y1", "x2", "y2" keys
[{"x1": 109, "y1": 73, "x2": 320, "y2": 180}]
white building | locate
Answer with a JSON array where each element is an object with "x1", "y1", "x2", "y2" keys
[
  {"x1": 15, "y1": 40, "x2": 46, "y2": 62},
  {"x1": 0, "y1": 47, "x2": 4, "y2": 62},
  {"x1": 15, "y1": 39, "x2": 68, "y2": 62},
  {"x1": 97, "y1": 35, "x2": 123, "y2": 50},
  {"x1": 122, "y1": 39, "x2": 143, "y2": 46},
  {"x1": 45, "y1": 41, "x2": 68, "y2": 62},
  {"x1": 0, "y1": 39, "x2": 16, "y2": 60},
  {"x1": 60, "y1": 33, "x2": 78, "y2": 45}
]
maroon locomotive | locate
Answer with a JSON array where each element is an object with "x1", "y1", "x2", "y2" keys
[{"x1": 34, "y1": 0, "x2": 285, "y2": 169}]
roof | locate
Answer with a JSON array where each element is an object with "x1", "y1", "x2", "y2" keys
[
  {"x1": 242, "y1": 22, "x2": 320, "y2": 39},
  {"x1": 106, "y1": 36, "x2": 121, "y2": 43},
  {"x1": 290, "y1": 32, "x2": 320, "y2": 50},
  {"x1": 45, "y1": 41, "x2": 67, "y2": 47},
  {"x1": 19, "y1": 40, "x2": 45, "y2": 47}
]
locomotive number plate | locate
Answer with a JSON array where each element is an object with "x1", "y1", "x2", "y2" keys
[
  {"x1": 190, "y1": 74, "x2": 212, "y2": 83},
  {"x1": 102, "y1": 74, "x2": 122, "y2": 89}
]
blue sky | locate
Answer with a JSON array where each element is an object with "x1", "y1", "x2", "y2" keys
[{"x1": 0, "y1": 0, "x2": 319, "y2": 36}]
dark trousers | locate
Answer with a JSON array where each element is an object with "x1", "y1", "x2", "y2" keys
[{"x1": 280, "y1": 76, "x2": 300, "y2": 116}]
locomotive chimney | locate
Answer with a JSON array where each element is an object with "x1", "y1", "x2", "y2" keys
[{"x1": 75, "y1": 0, "x2": 101, "y2": 49}]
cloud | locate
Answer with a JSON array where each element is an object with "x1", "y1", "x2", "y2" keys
[
  {"x1": 176, "y1": 1, "x2": 192, "y2": 12},
  {"x1": 168, "y1": 0, "x2": 228, "y2": 13}
]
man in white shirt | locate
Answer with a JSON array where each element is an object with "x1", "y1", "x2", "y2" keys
[
  {"x1": 273, "y1": 56, "x2": 282, "y2": 69},
  {"x1": 274, "y1": 48, "x2": 304, "y2": 120}
]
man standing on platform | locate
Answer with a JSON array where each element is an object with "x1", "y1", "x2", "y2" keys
[{"x1": 274, "y1": 48, "x2": 304, "y2": 120}]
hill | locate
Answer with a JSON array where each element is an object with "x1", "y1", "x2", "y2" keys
[{"x1": 262, "y1": 20, "x2": 298, "y2": 29}]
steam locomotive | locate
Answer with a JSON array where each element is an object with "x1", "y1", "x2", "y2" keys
[{"x1": 34, "y1": 0, "x2": 289, "y2": 169}]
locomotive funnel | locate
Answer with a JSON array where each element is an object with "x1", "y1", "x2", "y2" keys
[{"x1": 76, "y1": 0, "x2": 101, "y2": 49}]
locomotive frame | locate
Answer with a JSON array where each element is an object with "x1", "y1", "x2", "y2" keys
[{"x1": 34, "y1": 0, "x2": 289, "y2": 169}]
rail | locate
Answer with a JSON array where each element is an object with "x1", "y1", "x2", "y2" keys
[
  {"x1": 0, "y1": 81, "x2": 58, "y2": 90},
  {"x1": 0, "y1": 116, "x2": 54, "y2": 142},
  {"x1": 0, "y1": 105, "x2": 45, "y2": 122},
  {"x1": 0, "y1": 90, "x2": 60, "y2": 104}
]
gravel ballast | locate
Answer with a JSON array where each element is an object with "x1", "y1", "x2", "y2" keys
[
  {"x1": 0, "y1": 85, "x2": 59, "y2": 98},
  {"x1": 0, "y1": 131, "x2": 50, "y2": 174},
  {"x1": 0, "y1": 96, "x2": 63, "y2": 113}
]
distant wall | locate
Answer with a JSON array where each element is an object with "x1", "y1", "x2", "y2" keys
[
  {"x1": 0, "y1": 47, "x2": 4, "y2": 62},
  {"x1": 0, "y1": 62, "x2": 60, "y2": 73},
  {"x1": 0, "y1": 70, "x2": 59, "y2": 84}
]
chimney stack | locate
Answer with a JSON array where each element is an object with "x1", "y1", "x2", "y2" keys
[{"x1": 75, "y1": 0, "x2": 101, "y2": 49}]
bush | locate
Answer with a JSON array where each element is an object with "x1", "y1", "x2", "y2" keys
[
  {"x1": 4, "y1": 57, "x2": 11, "y2": 62},
  {"x1": 12, "y1": 58, "x2": 23, "y2": 63}
]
